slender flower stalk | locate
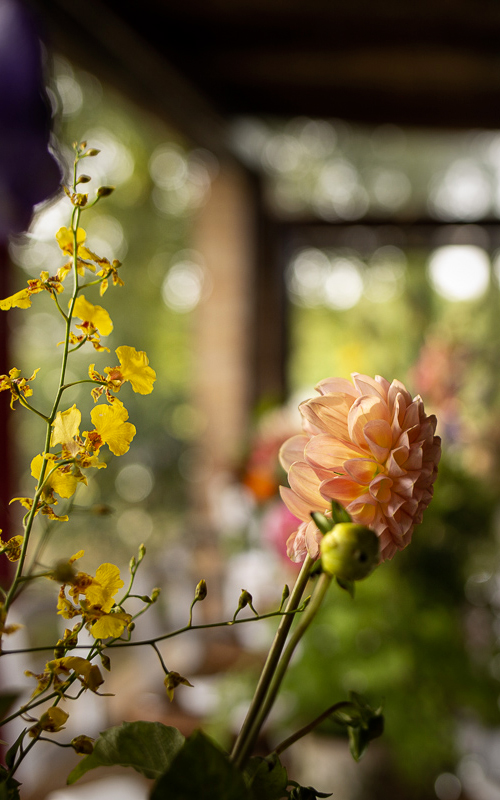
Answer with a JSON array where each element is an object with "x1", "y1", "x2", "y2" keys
[
  {"x1": 230, "y1": 554, "x2": 314, "y2": 765},
  {"x1": 232, "y1": 570, "x2": 332, "y2": 769},
  {"x1": 3, "y1": 157, "x2": 84, "y2": 613}
]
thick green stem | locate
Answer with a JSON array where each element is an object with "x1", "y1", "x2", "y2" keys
[
  {"x1": 230, "y1": 555, "x2": 314, "y2": 766},
  {"x1": 233, "y1": 570, "x2": 332, "y2": 769}
]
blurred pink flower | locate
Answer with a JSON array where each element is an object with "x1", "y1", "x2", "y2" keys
[
  {"x1": 261, "y1": 500, "x2": 303, "y2": 567},
  {"x1": 279, "y1": 373, "x2": 441, "y2": 562}
]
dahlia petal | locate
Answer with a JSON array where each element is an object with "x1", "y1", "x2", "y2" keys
[
  {"x1": 305, "y1": 519, "x2": 323, "y2": 559},
  {"x1": 403, "y1": 401, "x2": 420, "y2": 431},
  {"x1": 417, "y1": 417, "x2": 438, "y2": 441},
  {"x1": 301, "y1": 416, "x2": 323, "y2": 436},
  {"x1": 279, "y1": 486, "x2": 320, "y2": 522},
  {"x1": 390, "y1": 392, "x2": 406, "y2": 439},
  {"x1": 363, "y1": 419, "x2": 393, "y2": 461},
  {"x1": 395, "y1": 430, "x2": 410, "y2": 450},
  {"x1": 425, "y1": 439, "x2": 442, "y2": 464},
  {"x1": 315, "y1": 377, "x2": 359, "y2": 398},
  {"x1": 286, "y1": 520, "x2": 322, "y2": 562},
  {"x1": 384, "y1": 491, "x2": 407, "y2": 516},
  {"x1": 300, "y1": 395, "x2": 352, "y2": 438},
  {"x1": 320, "y1": 475, "x2": 366, "y2": 504},
  {"x1": 374, "y1": 375, "x2": 391, "y2": 395},
  {"x1": 406, "y1": 423, "x2": 424, "y2": 444},
  {"x1": 388, "y1": 380, "x2": 412, "y2": 412},
  {"x1": 401, "y1": 497, "x2": 419, "y2": 516},
  {"x1": 279, "y1": 434, "x2": 309, "y2": 471},
  {"x1": 392, "y1": 472, "x2": 419, "y2": 498},
  {"x1": 394, "y1": 510, "x2": 414, "y2": 536},
  {"x1": 348, "y1": 395, "x2": 390, "y2": 449},
  {"x1": 378, "y1": 533, "x2": 398, "y2": 561},
  {"x1": 369, "y1": 474, "x2": 393, "y2": 503},
  {"x1": 286, "y1": 522, "x2": 308, "y2": 562},
  {"x1": 404, "y1": 442, "x2": 424, "y2": 470},
  {"x1": 305, "y1": 434, "x2": 366, "y2": 472},
  {"x1": 288, "y1": 461, "x2": 326, "y2": 508},
  {"x1": 346, "y1": 494, "x2": 378, "y2": 525},
  {"x1": 386, "y1": 448, "x2": 409, "y2": 478},
  {"x1": 351, "y1": 373, "x2": 387, "y2": 400},
  {"x1": 344, "y1": 458, "x2": 380, "y2": 484}
]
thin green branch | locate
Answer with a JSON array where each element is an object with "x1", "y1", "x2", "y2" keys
[
  {"x1": 16, "y1": 396, "x2": 49, "y2": 422},
  {"x1": 151, "y1": 642, "x2": 169, "y2": 675},
  {"x1": 1, "y1": 603, "x2": 308, "y2": 657},
  {"x1": 273, "y1": 701, "x2": 353, "y2": 756}
]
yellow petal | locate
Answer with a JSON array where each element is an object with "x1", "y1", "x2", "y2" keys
[
  {"x1": 53, "y1": 656, "x2": 92, "y2": 680},
  {"x1": 91, "y1": 613, "x2": 128, "y2": 639},
  {"x1": 116, "y1": 346, "x2": 156, "y2": 394},
  {"x1": 51, "y1": 405, "x2": 81, "y2": 446},
  {"x1": 0, "y1": 288, "x2": 32, "y2": 310},
  {"x1": 56, "y1": 226, "x2": 86, "y2": 252},
  {"x1": 90, "y1": 400, "x2": 136, "y2": 456},
  {"x1": 86, "y1": 563, "x2": 123, "y2": 612},
  {"x1": 73, "y1": 295, "x2": 113, "y2": 336}
]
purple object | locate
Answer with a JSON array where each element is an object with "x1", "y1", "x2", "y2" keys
[{"x1": 0, "y1": 0, "x2": 61, "y2": 242}]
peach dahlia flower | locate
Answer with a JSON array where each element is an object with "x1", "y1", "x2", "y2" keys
[{"x1": 279, "y1": 373, "x2": 441, "y2": 562}]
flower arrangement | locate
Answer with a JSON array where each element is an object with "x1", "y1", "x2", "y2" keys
[{"x1": 0, "y1": 144, "x2": 441, "y2": 800}]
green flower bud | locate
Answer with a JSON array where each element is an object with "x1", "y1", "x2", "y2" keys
[
  {"x1": 100, "y1": 653, "x2": 111, "y2": 671},
  {"x1": 71, "y1": 735, "x2": 94, "y2": 755},
  {"x1": 320, "y1": 524, "x2": 379, "y2": 581},
  {"x1": 194, "y1": 579, "x2": 207, "y2": 601},
  {"x1": 96, "y1": 185, "x2": 115, "y2": 197}
]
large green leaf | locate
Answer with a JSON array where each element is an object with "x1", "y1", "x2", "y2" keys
[
  {"x1": 245, "y1": 754, "x2": 289, "y2": 800},
  {"x1": 150, "y1": 730, "x2": 250, "y2": 800},
  {"x1": 67, "y1": 721, "x2": 185, "y2": 784},
  {"x1": 0, "y1": 771, "x2": 21, "y2": 800}
]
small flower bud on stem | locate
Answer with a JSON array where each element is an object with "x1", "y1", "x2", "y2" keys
[{"x1": 320, "y1": 524, "x2": 379, "y2": 582}]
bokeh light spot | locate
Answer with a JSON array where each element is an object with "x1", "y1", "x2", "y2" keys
[
  {"x1": 428, "y1": 245, "x2": 490, "y2": 301},
  {"x1": 115, "y1": 463, "x2": 154, "y2": 503}
]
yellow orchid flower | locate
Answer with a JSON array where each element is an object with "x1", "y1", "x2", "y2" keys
[
  {"x1": 0, "y1": 367, "x2": 40, "y2": 409},
  {"x1": 105, "y1": 346, "x2": 156, "y2": 395},
  {"x1": 90, "y1": 609, "x2": 132, "y2": 640},
  {"x1": 29, "y1": 707, "x2": 69, "y2": 737},
  {"x1": 31, "y1": 453, "x2": 80, "y2": 500},
  {"x1": 56, "y1": 226, "x2": 114, "y2": 277},
  {"x1": 0, "y1": 272, "x2": 64, "y2": 310},
  {"x1": 56, "y1": 226, "x2": 87, "y2": 255},
  {"x1": 97, "y1": 259, "x2": 123, "y2": 295},
  {"x1": 56, "y1": 559, "x2": 131, "y2": 639},
  {"x1": 85, "y1": 563, "x2": 124, "y2": 613},
  {"x1": 73, "y1": 295, "x2": 113, "y2": 337},
  {"x1": 164, "y1": 671, "x2": 194, "y2": 702},
  {"x1": 48, "y1": 656, "x2": 104, "y2": 693},
  {"x1": 0, "y1": 534, "x2": 24, "y2": 562},
  {"x1": 88, "y1": 399, "x2": 136, "y2": 456}
]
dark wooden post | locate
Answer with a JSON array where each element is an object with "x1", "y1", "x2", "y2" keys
[{"x1": 0, "y1": 244, "x2": 12, "y2": 590}]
